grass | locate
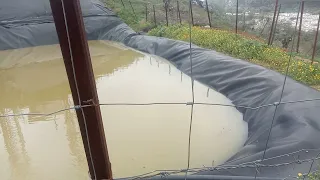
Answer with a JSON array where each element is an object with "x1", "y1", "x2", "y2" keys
[
  {"x1": 116, "y1": 8, "x2": 155, "y2": 32},
  {"x1": 148, "y1": 25, "x2": 320, "y2": 87},
  {"x1": 104, "y1": 0, "x2": 233, "y2": 32},
  {"x1": 102, "y1": 1, "x2": 320, "y2": 178},
  {"x1": 294, "y1": 52, "x2": 320, "y2": 63},
  {"x1": 104, "y1": 0, "x2": 156, "y2": 32},
  {"x1": 298, "y1": 172, "x2": 320, "y2": 180},
  {"x1": 104, "y1": 0, "x2": 320, "y2": 89}
]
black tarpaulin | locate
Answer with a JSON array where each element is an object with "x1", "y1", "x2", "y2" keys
[{"x1": 1, "y1": 0, "x2": 320, "y2": 179}]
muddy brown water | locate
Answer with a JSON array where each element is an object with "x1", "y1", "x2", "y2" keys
[{"x1": 0, "y1": 40, "x2": 248, "y2": 179}]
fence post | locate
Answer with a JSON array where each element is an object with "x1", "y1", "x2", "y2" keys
[
  {"x1": 260, "y1": 18, "x2": 270, "y2": 37},
  {"x1": 205, "y1": 0, "x2": 212, "y2": 28},
  {"x1": 268, "y1": 0, "x2": 279, "y2": 45},
  {"x1": 145, "y1": 4, "x2": 148, "y2": 22},
  {"x1": 153, "y1": 5, "x2": 157, "y2": 26},
  {"x1": 297, "y1": 1, "x2": 305, "y2": 53},
  {"x1": 312, "y1": 13, "x2": 320, "y2": 64},
  {"x1": 120, "y1": 0, "x2": 125, "y2": 8},
  {"x1": 165, "y1": 1, "x2": 169, "y2": 26},
  {"x1": 236, "y1": 0, "x2": 239, "y2": 33},
  {"x1": 189, "y1": 0, "x2": 194, "y2": 26},
  {"x1": 129, "y1": 1, "x2": 136, "y2": 18},
  {"x1": 271, "y1": 4, "x2": 281, "y2": 45},
  {"x1": 177, "y1": 1, "x2": 182, "y2": 24},
  {"x1": 176, "y1": 1, "x2": 179, "y2": 20},
  {"x1": 243, "y1": 10, "x2": 246, "y2": 31},
  {"x1": 49, "y1": 0, "x2": 113, "y2": 179}
]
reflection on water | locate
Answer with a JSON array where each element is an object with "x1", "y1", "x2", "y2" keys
[{"x1": 0, "y1": 40, "x2": 248, "y2": 179}]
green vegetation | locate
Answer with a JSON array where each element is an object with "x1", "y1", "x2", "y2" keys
[
  {"x1": 104, "y1": 0, "x2": 155, "y2": 32},
  {"x1": 104, "y1": 0, "x2": 233, "y2": 31},
  {"x1": 104, "y1": 0, "x2": 320, "y2": 88},
  {"x1": 104, "y1": 0, "x2": 320, "y2": 58},
  {"x1": 149, "y1": 25, "x2": 320, "y2": 87},
  {"x1": 293, "y1": 52, "x2": 320, "y2": 64},
  {"x1": 298, "y1": 172, "x2": 320, "y2": 180},
  {"x1": 116, "y1": 8, "x2": 155, "y2": 32}
]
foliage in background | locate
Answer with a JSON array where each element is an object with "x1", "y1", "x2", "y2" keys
[
  {"x1": 104, "y1": 0, "x2": 155, "y2": 32},
  {"x1": 298, "y1": 171, "x2": 320, "y2": 180},
  {"x1": 149, "y1": 25, "x2": 320, "y2": 86},
  {"x1": 117, "y1": 9, "x2": 139, "y2": 26},
  {"x1": 104, "y1": 0, "x2": 233, "y2": 31},
  {"x1": 105, "y1": 0, "x2": 320, "y2": 59},
  {"x1": 116, "y1": 9, "x2": 154, "y2": 32},
  {"x1": 104, "y1": 0, "x2": 320, "y2": 87}
]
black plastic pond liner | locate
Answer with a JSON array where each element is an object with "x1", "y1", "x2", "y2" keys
[
  {"x1": 147, "y1": 175, "x2": 283, "y2": 180},
  {"x1": 1, "y1": 0, "x2": 320, "y2": 179}
]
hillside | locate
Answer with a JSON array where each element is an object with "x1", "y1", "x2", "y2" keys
[
  {"x1": 104, "y1": 0, "x2": 320, "y2": 89},
  {"x1": 104, "y1": 0, "x2": 233, "y2": 31}
]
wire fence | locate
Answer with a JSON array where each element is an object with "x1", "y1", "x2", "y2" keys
[
  {"x1": 1, "y1": 0, "x2": 320, "y2": 180},
  {"x1": 106, "y1": 0, "x2": 320, "y2": 62}
]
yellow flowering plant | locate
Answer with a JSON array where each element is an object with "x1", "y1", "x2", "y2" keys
[{"x1": 149, "y1": 25, "x2": 320, "y2": 88}]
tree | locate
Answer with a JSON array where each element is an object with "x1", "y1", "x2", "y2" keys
[{"x1": 163, "y1": 0, "x2": 171, "y2": 9}]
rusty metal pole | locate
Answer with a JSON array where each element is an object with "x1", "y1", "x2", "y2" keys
[
  {"x1": 206, "y1": 0, "x2": 212, "y2": 28},
  {"x1": 177, "y1": 1, "x2": 179, "y2": 20},
  {"x1": 145, "y1": 4, "x2": 148, "y2": 22},
  {"x1": 165, "y1": 2, "x2": 169, "y2": 26},
  {"x1": 297, "y1": 1, "x2": 305, "y2": 53},
  {"x1": 153, "y1": 5, "x2": 157, "y2": 26},
  {"x1": 49, "y1": 0, "x2": 112, "y2": 179},
  {"x1": 268, "y1": 0, "x2": 279, "y2": 45},
  {"x1": 236, "y1": 0, "x2": 239, "y2": 33},
  {"x1": 177, "y1": 1, "x2": 182, "y2": 24},
  {"x1": 271, "y1": 4, "x2": 281, "y2": 45},
  {"x1": 190, "y1": 0, "x2": 194, "y2": 26},
  {"x1": 243, "y1": 10, "x2": 246, "y2": 31},
  {"x1": 312, "y1": 13, "x2": 320, "y2": 64}
]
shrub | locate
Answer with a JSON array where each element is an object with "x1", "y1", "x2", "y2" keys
[
  {"x1": 117, "y1": 9, "x2": 139, "y2": 27},
  {"x1": 149, "y1": 25, "x2": 320, "y2": 86},
  {"x1": 116, "y1": 9, "x2": 155, "y2": 32},
  {"x1": 298, "y1": 171, "x2": 320, "y2": 180}
]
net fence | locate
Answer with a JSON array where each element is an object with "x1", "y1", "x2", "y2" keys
[
  {"x1": 1, "y1": 0, "x2": 320, "y2": 180},
  {"x1": 106, "y1": 0, "x2": 320, "y2": 61}
]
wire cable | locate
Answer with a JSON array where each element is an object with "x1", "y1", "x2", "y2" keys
[
  {"x1": 1, "y1": 2, "x2": 320, "y2": 180},
  {"x1": 303, "y1": 151, "x2": 320, "y2": 180},
  {"x1": 254, "y1": 2, "x2": 302, "y2": 179},
  {"x1": 60, "y1": 0, "x2": 97, "y2": 179},
  {"x1": 184, "y1": 1, "x2": 195, "y2": 180},
  {"x1": 3, "y1": 97, "x2": 320, "y2": 118},
  {"x1": 118, "y1": 150, "x2": 320, "y2": 179}
]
